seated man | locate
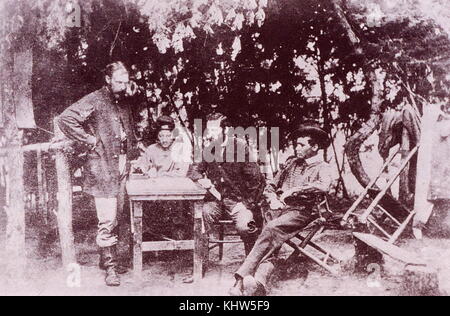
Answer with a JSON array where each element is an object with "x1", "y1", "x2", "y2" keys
[
  {"x1": 230, "y1": 122, "x2": 332, "y2": 296},
  {"x1": 133, "y1": 115, "x2": 191, "y2": 240},
  {"x1": 133, "y1": 115, "x2": 189, "y2": 178},
  {"x1": 190, "y1": 113, "x2": 266, "y2": 255}
]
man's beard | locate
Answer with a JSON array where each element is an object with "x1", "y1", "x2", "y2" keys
[{"x1": 114, "y1": 91, "x2": 126, "y2": 100}]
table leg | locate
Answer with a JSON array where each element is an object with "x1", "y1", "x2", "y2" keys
[
  {"x1": 133, "y1": 201, "x2": 143, "y2": 281},
  {"x1": 193, "y1": 201, "x2": 207, "y2": 282},
  {"x1": 129, "y1": 201, "x2": 134, "y2": 265}
]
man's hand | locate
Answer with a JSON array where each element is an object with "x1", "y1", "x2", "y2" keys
[
  {"x1": 279, "y1": 188, "x2": 298, "y2": 202},
  {"x1": 125, "y1": 81, "x2": 139, "y2": 97},
  {"x1": 197, "y1": 177, "x2": 222, "y2": 200},
  {"x1": 86, "y1": 135, "x2": 97, "y2": 149},
  {"x1": 197, "y1": 178, "x2": 213, "y2": 189},
  {"x1": 147, "y1": 168, "x2": 157, "y2": 178},
  {"x1": 132, "y1": 166, "x2": 143, "y2": 175},
  {"x1": 279, "y1": 186, "x2": 310, "y2": 202}
]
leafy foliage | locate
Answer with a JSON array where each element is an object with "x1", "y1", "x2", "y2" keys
[{"x1": 1, "y1": 0, "x2": 450, "y2": 149}]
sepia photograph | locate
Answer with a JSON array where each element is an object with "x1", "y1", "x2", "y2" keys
[{"x1": 0, "y1": 0, "x2": 449, "y2": 299}]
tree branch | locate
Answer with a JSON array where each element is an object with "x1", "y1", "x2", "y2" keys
[
  {"x1": 110, "y1": 21, "x2": 122, "y2": 57},
  {"x1": 329, "y1": 0, "x2": 361, "y2": 50}
]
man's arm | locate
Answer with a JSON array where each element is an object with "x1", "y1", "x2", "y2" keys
[
  {"x1": 263, "y1": 157, "x2": 296, "y2": 204},
  {"x1": 303, "y1": 164, "x2": 333, "y2": 193},
  {"x1": 157, "y1": 162, "x2": 190, "y2": 178},
  {"x1": 165, "y1": 142, "x2": 191, "y2": 177},
  {"x1": 169, "y1": 162, "x2": 190, "y2": 177},
  {"x1": 133, "y1": 147, "x2": 153, "y2": 174},
  {"x1": 263, "y1": 162, "x2": 290, "y2": 210},
  {"x1": 263, "y1": 182, "x2": 279, "y2": 202},
  {"x1": 280, "y1": 164, "x2": 333, "y2": 201},
  {"x1": 188, "y1": 162, "x2": 207, "y2": 181},
  {"x1": 56, "y1": 100, "x2": 96, "y2": 147}
]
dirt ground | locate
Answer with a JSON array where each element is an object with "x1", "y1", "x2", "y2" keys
[{"x1": 1, "y1": 203, "x2": 450, "y2": 296}]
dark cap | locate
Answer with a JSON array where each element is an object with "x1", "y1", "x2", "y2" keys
[{"x1": 156, "y1": 116, "x2": 175, "y2": 132}]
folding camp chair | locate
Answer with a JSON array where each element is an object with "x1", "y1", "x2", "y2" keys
[
  {"x1": 341, "y1": 145, "x2": 426, "y2": 265},
  {"x1": 284, "y1": 195, "x2": 343, "y2": 275},
  {"x1": 342, "y1": 146, "x2": 418, "y2": 242}
]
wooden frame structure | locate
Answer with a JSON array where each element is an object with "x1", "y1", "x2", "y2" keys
[
  {"x1": 342, "y1": 146, "x2": 419, "y2": 243},
  {"x1": 341, "y1": 145, "x2": 426, "y2": 266},
  {"x1": 208, "y1": 219, "x2": 243, "y2": 262},
  {"x1": 126, "y1": 176, "x2": 207, "y2": 282},
  {"x1": 1, "y1": 135, "x2": 77, "y2": 279},
  {"x1": 284, "y1": 196, "x2": 343, "y2": 275}
]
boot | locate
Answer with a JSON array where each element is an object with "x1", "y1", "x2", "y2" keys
[
  {"x1": 243, "y1": 275, "x2": 266, "y2": 296},
  {"x1": 99, "y1": 250, "x2": 128, "y2": 274},
  {"x1": 228, "y1": 276, "x2": 244, "y2": 296},
  {"x1": 102, "y1": 246, "x2": 121, "y2": 287}
]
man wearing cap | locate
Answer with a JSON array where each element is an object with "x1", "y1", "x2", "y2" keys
[
  {"x1": 133, "y1": 115, "x2": 189, "y2": 178},
  {"x1": 133, "y1": 115, "x2": 191, "y2": 240},
  {"x1": 229, "y1": 123, "x2": 333, "y2": 296},
  {"x1": 56, "y1": 61, "x2": 137, "y2": 287}
]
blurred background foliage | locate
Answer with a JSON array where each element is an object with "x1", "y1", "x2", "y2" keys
[{"x1": 1, "y1": 0, "x2": 449, "y2": 149}]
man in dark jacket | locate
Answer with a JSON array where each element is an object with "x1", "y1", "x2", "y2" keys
[
  {"x1": 56, "y1": 62, "x2": 137, "y2": 287},
  {"x1": 190, "y1": 114, "x2": 266, "y2": 254}
]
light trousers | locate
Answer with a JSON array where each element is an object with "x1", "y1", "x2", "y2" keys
[{"x1": 94, "y1": 156, "x2": 127, "y2": 248}]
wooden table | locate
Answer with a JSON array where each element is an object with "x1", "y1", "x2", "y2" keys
[{"x1": 126, "y1": 176, "x2": 207, "y2": 282}]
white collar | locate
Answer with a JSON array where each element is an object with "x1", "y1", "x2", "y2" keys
[
  {"x1": 156, "y1": 142, "x2": 173, "y2": 151},
  {"x1": 305, "y1": 154, "x2": 323, "y2": 165}
]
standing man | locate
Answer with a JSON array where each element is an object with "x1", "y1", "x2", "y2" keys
[
  {"x1": 229, "y1": 123, "x2": 332, "y2": 296},
  {"x1": 56, "y1": 62, "x2": 137, "y2": 287}
]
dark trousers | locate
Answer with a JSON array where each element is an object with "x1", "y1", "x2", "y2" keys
[{"x1": 235, "y1": 207, "x2": 315, "y2": 286}]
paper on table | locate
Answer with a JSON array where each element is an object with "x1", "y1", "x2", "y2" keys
[{"x1": 126, "y1": 177, "x2": 206, "y2": 196}]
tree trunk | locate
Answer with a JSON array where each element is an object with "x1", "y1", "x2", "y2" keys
[
  {"x1": 345, "y1": 70, "x2": 384, "y2": 187},
  {"x1": 1, "y1": 51, "x2": 26, "y2": 281},
  {"x1": 317, "y1": 56, "x2": 331, "y2": 162},
  {"x1": 329, "y1": 0, "x2": 385, "y2": 188}
]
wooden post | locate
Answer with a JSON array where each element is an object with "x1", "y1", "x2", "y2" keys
[
  {"x1": 2, "y1": 52, "x2": 26, "y2": 281},
  {"x1": 193, "y1": 201, "x2": 207, "y2": 282},
  {"x1": 4, "y1": 132, "x2": 26, "y2": 280},
  {"x1": 132, "y1": 200, "x2": 143, "y2": 281},
  {"x1": 36, "y1": 148, "x2": 44, "y2": 215},
  {"x1": 399, "y1": 127, "x2": 412, "y2": 206},
  {"x1": 53, "y1": 118, "x2": 76, "y2": 268}
]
